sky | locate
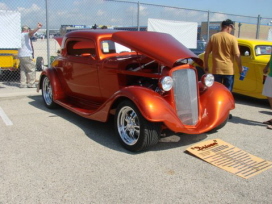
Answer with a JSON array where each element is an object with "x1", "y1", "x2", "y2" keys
[
  {"x1": 137, "y1": 0, "x2": 271, "y2": 17},
  {"x1": 0, "y1": 0, "x2": 271, "y2": 29}
]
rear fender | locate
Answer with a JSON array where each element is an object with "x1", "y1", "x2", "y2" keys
[{"x1": 38, "y1": 68, "x2": 65, "y2": 101}]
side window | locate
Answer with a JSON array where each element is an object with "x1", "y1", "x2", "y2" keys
[
  {"x1": 101, "y1": 40, "x2": 116, "y2": 54},
  {"x1": 101, "y1": 40, "x2": 133, "y2": 54},
  {"x1": 66, "y1": 40, "x2": 96, "y2": 57},
  {"x1": 239, "y1": 45, "x2": 251, "y2": 56},
  {"x1": 255, "y1": 45, "x2": 272, "y2": 55}
]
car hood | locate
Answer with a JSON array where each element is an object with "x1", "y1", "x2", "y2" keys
[{"x1": 112, "y1": 31, "x2": 203, "y2": 67}]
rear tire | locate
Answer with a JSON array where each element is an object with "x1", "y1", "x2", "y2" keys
[{"x1": 115, "y1": 100, "x2": 161, "y2": 152}]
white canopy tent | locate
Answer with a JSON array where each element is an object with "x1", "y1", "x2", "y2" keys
[
  {"x1": 147, "y1": 18, "x2": 198, "y2": 49},
  {"x1": 0, "y1": 10, "x2": 21, "y2": 49}
]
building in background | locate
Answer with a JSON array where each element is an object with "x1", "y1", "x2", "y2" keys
[
  {"x1": 60, "y1": 25, "x2": 89, "y2": 36},
  {"x1": 201, "y1": 21, "x2": 272, "y2": 40}
]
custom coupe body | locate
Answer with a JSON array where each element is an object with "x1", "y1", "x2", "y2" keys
[{"x1": 37, "y1": 30, "x2": 234, "y2": 151}]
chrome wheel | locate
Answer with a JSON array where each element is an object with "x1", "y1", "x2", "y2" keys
[
  {"x1": 117, "y1": 106, "x2": 140, "y2": 146},
  {"x1": 115, "y1": 100, "x2": 161, "y2": 152},
  {"x1": 42, "y1": 76, "x2": 56, "y2": 108}
]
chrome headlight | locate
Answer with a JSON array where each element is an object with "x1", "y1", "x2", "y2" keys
[
  {"x1": 201, "y1": 74, "x2": 214, "y2": 87},
  {"x1": 159, "y1": 76, "x2": 173, "y2": 91}
]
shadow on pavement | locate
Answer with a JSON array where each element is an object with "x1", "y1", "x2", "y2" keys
[
  {"x1": 229, "y1": 115, "x2": 266, "y2": 127},
  {"x1": 231, "y1": 93, "x2": 271, "y2": 126},
  {"x1": 233, "y1": 93, "x2": 270, "y2": 109},
  {"x1": 28, "y1": 95, "x2": 208, "y2": 153}
]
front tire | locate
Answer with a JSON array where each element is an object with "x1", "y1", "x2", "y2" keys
[
  {"x1": 208, "y1": 115, "x2": 229, "y2": 133},
  {"x1": 115, "y1": 100, "x2": 161, "y2": 152},
  {"x1": 42, "y1": 76, "x2": 57, "y2": 109}
]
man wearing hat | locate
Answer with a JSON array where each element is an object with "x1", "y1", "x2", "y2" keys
[
  {"x1": 18, "y1": 23, "x2": 42, "y2": 88},
  {"x1": 204, "y1": 19, "x2": 243, "y2": 92}
]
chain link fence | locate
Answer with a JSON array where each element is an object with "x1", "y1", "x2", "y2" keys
[{"x1": 1, "y1": 0, "x2": 272, "y2": 83}]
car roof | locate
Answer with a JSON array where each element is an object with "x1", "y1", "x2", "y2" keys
[
  {"x1": 65, "y1": 29, "x2": 120, "y2": 39},
  {"x1": 238, "y1": 38, "x2": 272, "y2": 46},
  {"x1": 55, "y1": 29, "x2": 122, "y2": 47}
]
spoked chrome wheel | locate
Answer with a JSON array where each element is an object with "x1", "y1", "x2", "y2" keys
[
  {"x1": 117, "y1": 106, "x2": 140, "y2": 146},
  {"x1": 42, "y1": 76, "x2": 57, "y2": 108},
  {"x1": 115, "y1": 100, "x2": 161, "y2": 152}
]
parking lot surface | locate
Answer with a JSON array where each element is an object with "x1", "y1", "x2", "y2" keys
[{"x1": 0, "y1": 83, "x2": 271, "y2": 203}]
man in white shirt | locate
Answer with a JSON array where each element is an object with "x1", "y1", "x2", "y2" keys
[{"x1": 18, "y1": 23, "x2": 42, "y2": 88}]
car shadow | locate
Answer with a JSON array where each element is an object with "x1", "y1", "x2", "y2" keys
[
  {"x1": 28, "y1": 95, "x2": 208, "y2": 153},
  {"x1": 229, "y1": 93, "x2": 271, "y2": 126},
  {"x1": 233, "y1": 93, "x2": 270, "y2": 109},
  {"x1": 228, "y1": 115, "x2": 266, "y2": 127},
  {"x1": 151, "y1": 132, "x2": 207, "y2": 152}
]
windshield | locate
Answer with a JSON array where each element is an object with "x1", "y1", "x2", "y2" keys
[{"x1": 255, "y1": 45, "x2": 272, "y2": 56}]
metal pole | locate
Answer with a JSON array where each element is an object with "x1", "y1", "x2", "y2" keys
[
  {"x1": 256, "y1": 15, "x2": 261, "y2": 39},
  {"x1": 45, "y1": 0, "x2": 50, "y2": 67},
  {"x1": 207, "y1": 11, "x2": 210, "y2": 40},
  {"x1": 137, "y1": 1, "x2": 140, "y2": 31},
  {"x1": 238, "y1": 22, "x2": 242, "y2": 38}
]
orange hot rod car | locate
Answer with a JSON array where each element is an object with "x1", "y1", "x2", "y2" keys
[{"x1": 37, "y1": 30, "x2": 235, "y2": 152}]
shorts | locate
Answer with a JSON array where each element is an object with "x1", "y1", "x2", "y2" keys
[{"x1": 262, "y1": 75, "x2": 272, "y2": 98}]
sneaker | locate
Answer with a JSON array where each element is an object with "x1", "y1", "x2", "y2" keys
[
  {"x1": 229, "y1": 114, "x2": 233, "y2": 119},
  {"x1": 27, "y1": 84, "x2": 36, "y2": 88},
  {"x1": 262, "y1": 119, "x2": 272, "y2": 125}
]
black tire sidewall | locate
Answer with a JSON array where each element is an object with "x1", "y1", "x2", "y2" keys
[{"x1": 114, "y1": 100, "x2": 159, "y2": 152}]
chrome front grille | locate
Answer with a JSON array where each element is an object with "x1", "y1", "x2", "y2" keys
[{"x1": 172, "y1": 69, "x2": 198, "y2": 126}]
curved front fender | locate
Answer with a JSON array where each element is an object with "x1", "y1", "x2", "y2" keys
[
  {"x1": 118, "y1": 86, "x2": 181, "y2": 120},
  {"x1": 196, "y1": 82, "x2": 235, "y2": 132},
  {"x1": 80, "y1": 86, "x2": 183, "y2": 124},
  {"x1": 114, "y1": 84, "x2": 234, "y2": 134}
]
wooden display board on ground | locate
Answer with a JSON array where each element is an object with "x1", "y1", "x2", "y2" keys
[{"x1": 187, "y1": 139, "x2": 272, "y2": 179}]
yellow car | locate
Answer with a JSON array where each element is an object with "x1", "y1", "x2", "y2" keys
[{"x1": 197, "y1": 38, "x2": 272, "y2": 99}]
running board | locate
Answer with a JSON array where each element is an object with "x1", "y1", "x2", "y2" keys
[{"x1": 55, "y1": 99, "x2": 97, "y2": 116}]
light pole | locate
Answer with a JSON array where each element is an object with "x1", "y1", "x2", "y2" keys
[
  {"x1": 45, "y1": 0, "x2": 50, "y2": 67},
  {"x1": 238, "y1": 22, "x2": 242, "y2": 38}
]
